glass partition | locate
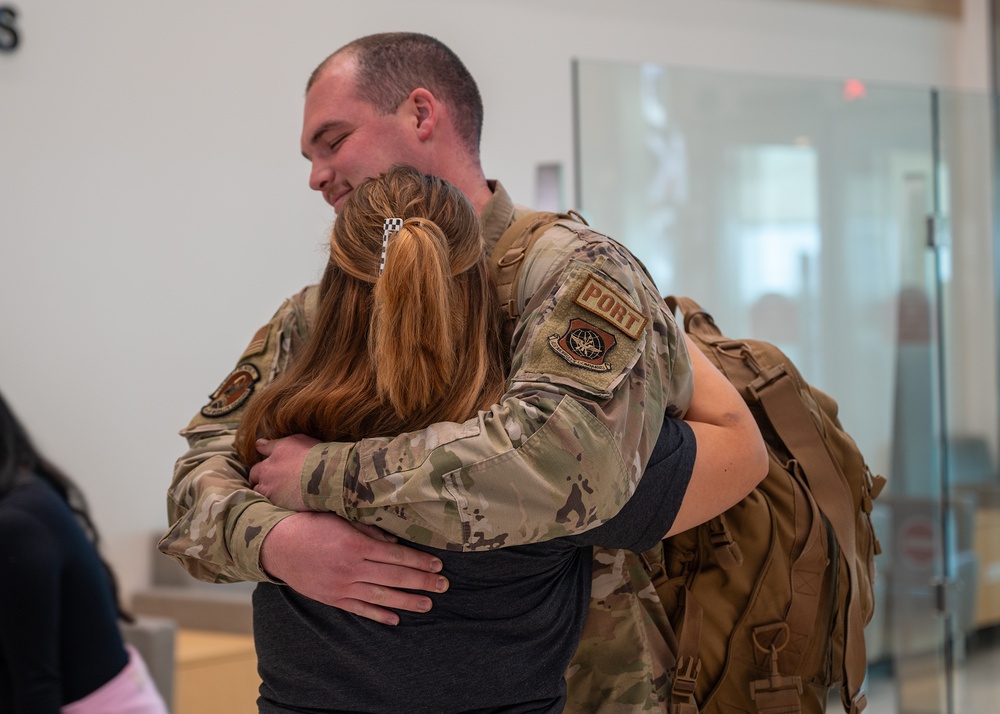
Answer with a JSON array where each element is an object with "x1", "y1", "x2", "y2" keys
[{"x1": 573, "y1": 59, "x2": 998, "y2": 712}]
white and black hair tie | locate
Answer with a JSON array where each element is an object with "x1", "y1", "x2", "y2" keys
[{"x1": 379, "y1": 217, "x2": 403, "y2": 277}]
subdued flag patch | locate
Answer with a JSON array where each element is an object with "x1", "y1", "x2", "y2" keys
[{"x1": 241, "y1": 324, "x2": 270, "y2": 359}]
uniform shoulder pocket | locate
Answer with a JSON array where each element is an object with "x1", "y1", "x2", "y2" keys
[{"x1": 516, "y1": 257, "x2": 647, "y2": 400}]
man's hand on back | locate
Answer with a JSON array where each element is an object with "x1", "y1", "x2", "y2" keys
[{"x1": 259, "y1": 511, "x2": 450, "y2": 625}]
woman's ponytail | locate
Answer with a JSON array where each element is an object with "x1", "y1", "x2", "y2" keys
[
  {"x1": 371, "y1": 218, "x2": 457, "y2": 420},
  {"x1": 236, "y1": 165, "x2": 508, "y2": 448}
]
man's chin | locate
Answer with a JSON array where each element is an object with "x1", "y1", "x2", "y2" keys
[{"x1": 330, "y1": 191, "x2": 351, "y2": 213}]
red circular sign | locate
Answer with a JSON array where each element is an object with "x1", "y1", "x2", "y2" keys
[{"x1": 898, "y1": 517, "x2": 936, "y2": 569}]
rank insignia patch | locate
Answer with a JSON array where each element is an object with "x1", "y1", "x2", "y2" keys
[
  {"x1": 201, "y1": 363, "x2": 261, "y2": 418},
  {"x1": 549, "y1": 319, "x2": 617, "y2": 371}
]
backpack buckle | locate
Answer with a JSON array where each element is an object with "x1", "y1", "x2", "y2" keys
[
  {"x1": 749, "y1": 676, "x2": 804, "y2": 713},
  {"x1": 749, "y1": 644, "x2": 804, "y2": 713},
  {"x1": 747, "y1": 364, "x2": 789, "y2": 402},
  {"x1": 708, "y1": 516, "x2": 744, "y2": 569},
  {"x1": 497, "y1": 246, "x2": 526, "y2": 268},
  {"x1": 638, "y1": 546, "x2": 668, "y2": 584},
  {"x1": 671, "y1": 655, "x2": 702, "y2": 698}
]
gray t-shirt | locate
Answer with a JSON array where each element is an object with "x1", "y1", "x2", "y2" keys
[{"x1": 255, "y1": 417, "x2": 696, "y2": 714}]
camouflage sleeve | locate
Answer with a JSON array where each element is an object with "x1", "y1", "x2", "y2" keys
[
  {"x1": 299, "y1": 223, "x2": 694, "y2": 551},
  {"x1": 157, "y1": 287, "x2": 317, "y2": 583}
]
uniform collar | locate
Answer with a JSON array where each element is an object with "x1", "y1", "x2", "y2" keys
[{"x1": 480, "y1": 180, "x2": 516, "y2": 253}]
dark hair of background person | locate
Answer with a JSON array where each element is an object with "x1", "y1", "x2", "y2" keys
[
  {"x1": 306, "y1": 32, "x2": 484, "y2": 158},
  {"x1": 0, "y1": 391, "x2": 133, "y2": 623}
]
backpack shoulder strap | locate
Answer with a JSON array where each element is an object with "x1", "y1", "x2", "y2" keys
[
  {"x1": 491, "y1": 210, "x2": 588, "y2": 320},
  {"x1": 749, "y1": 368, "x2": 869, "y2": 712}
]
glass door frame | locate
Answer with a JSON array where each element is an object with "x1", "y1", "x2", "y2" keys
[{"x1": 572, "y1": 58, "x2": 997, "y2": 713}]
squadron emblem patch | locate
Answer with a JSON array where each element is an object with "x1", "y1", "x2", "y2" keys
[
  {"x1": 201, "y1": 363, "x2": 261, "y2": 418},
  {"x1": 549, "y1": 319, "x2": 617, "y2": 371}
]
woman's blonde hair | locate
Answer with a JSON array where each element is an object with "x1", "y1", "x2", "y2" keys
[{"x1": 235, "y1": 165, "x2": 508, "y2": 463}]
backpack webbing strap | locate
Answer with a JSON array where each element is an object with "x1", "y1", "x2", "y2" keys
[
  {"x1": 709, "y1": 363, "x2": 826, "y2": 709},
  {"x1": 491, "y1": 210, "x2": 588, "y2": 321},
  {"x1": 749, "y1": 368, "x2": 868, "y2": 714},
  {"x1": 777, "y1": 461, "x2": 828, "y2": 666},
  {"x1": 666, "y1": 295, "x2": 721, "y2": 338},
  {"x1": 668, "y1": 589, "x2": 704, "y2": 714}
]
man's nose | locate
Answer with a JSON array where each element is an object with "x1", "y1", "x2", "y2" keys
[{"x1": 308, "y1": 161, "x2": 331, "y2": 192}]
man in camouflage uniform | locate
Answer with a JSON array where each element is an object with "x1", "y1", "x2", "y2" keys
[{"x1": 160, "y1": 32, "x2": 765, "y2": 712}]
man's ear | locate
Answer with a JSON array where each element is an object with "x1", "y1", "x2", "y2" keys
[{"x1": 407, "y1": 88, "x2": 438, "y2": 141}]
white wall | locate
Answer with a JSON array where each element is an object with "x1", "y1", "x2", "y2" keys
[{"x1": 0, "y1": 0, "x2": 990, "y2": 598}]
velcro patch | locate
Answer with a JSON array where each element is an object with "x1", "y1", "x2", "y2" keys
[
  {"x1": 549, "y1": 319, "x2": 617, "y2": 371},
  {"x1": 201, "y1": 363, "x2": 261, "y2": 418},
  {"x1": 521, "y1": 260, "x2": 645, "y2": 397},
  {"x1": 574, "y1": 275, "x2": 647, "y2": 339}
]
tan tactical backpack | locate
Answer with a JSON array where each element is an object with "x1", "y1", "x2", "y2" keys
[
  {"x1": 491, "y1": 213, "x2": 886, "y2": 714},
  {"x1": 655, "y1": 296, "x2": 886, "y2": 714}
]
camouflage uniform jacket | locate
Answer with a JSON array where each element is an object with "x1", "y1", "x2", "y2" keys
[{"x1": 160, "y1": 181, "x2": 694, "y2": 712}]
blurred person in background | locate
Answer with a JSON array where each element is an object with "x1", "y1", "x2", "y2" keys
[{"x1": 0, "y1": 390, "x2": 167, "y2": 714}]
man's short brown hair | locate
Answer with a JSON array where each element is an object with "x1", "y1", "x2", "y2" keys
[{"x1": 309, "y1": 33, "x2": 484, "y2": 157}]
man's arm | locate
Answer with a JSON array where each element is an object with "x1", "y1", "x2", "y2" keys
[
  {"x1": 538, "y1": 337, "x2": 768, "y2": 552},
  {"x1": 161, "y1": 421, "x2": 290, "y2": 584},
  {"x1": 159, "y1": 289, "x2": 309, "y2": 584},
  {"x1": 159, "y1": 288, "x2": 448, "y2": 622},
  {"x1": 253, "y1": 225, "x2": 696, "y2": 550},
  {"x1": 562, "y1": 417, "x2": 697, "y2": 552}
]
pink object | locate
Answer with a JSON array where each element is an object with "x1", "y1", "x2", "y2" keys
[{"x1": 61, "y1": 644, "x2": 168, "y2": 714}]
